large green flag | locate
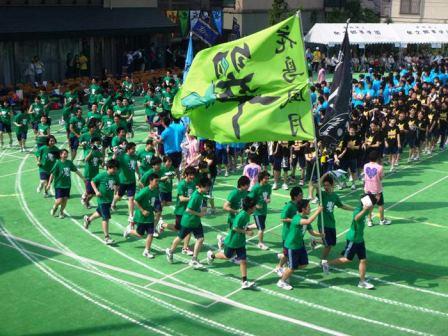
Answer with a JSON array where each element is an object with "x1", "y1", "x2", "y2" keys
[{"x1": 172, "y1": 15, "x2": 314, "y2": 143}]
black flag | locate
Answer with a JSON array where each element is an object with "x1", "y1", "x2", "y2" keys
[{"x1": 318, "y1": 25, "x2": 352, "y2": 149}]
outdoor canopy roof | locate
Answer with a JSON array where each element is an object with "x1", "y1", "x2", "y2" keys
[{"x1": 305, "y1": 23, "x2": 448, "y2": 47}]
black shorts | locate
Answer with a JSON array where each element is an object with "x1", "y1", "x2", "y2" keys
[
  {"x1": 136, "y1": 222, "x2": 154, "y2": 236},
  {"x1": 254, "y1": 215, "x2": 266, "y2": 231},
  {"x1": 69, "y1": 136, "x2": 79, "y2": 150},
  {"x1": 96, "y1": 202, "x2": 112, "y2": 220},
  {"x1": 375, "y1": 192, "x2": 384, "y2": 206},
  {"x1": 322, "y1": 227, "x2": 336, "y2": 246},
  {"x1": 85, "y1": 180, "x2": 95, "y2": 195},
  {"x1": 224, "y1": 246, "x2": 247, "y2": 260},
  {"x1": 102, "y1": 136, "x2": 112, "y2": 148},
  {"x1": 407, "y1": 131, "x2": 417, "y2": 149},
  {"x1": 39, "y1": 171, "x2": 50, "y2": 180},
  {"x1": 16, "y1": 131, "x2": 27, "y2": 141},
  {"x1": 341, "y1": 158, "x2": 357, "y2": 173},
  {"x1": 160, "y1": 191, "x2": 172, "y2": 203},
  {"x1": 118, "y1": 183, "x2": 136, "y2": 197},
  {"x1": 175, "y1": 214, "x2": 182, "y2": 230},
  {"x1": 287, "y1": 247, "x2": 308, "y2": 270},
  {"x1": 55, "y1": 188, "x2": 70, "y2": 199},
  {"x1": 272, "y1": 156, "x2": 289, "y2": 171},
  {"x1": 305, "y1": 161, "x2": 318, "y2": 183},
  {"x1": 291, "y1": 152, "x2": 306, "y2": 169},
  {"x1": 342, "y1": 240, "x2": 366, "y2": 260},
  {"x1": 31, "y1": 121, "x2": 39, "y2": 131},
  {"x1": 126, "y1": 121, "x2": 133, "y2": 132},
  {"x1": 167, "y1": 151, "x2": 182, "y2": 169},
  {"x1": 0, "y1": 123, "x2": 11, "y2": 133},
  {"x1": 178, "y1": 226, "x2": 204, "y2": 239},
  {"x1": 384, "y1": 146, "x2": 398, "y2": 155},
  {"x1": 216, "y1": 148, "x2": 228, "y2": 165}
]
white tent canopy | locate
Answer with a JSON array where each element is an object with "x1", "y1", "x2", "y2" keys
[{"x1": 305, "y1": 23, "x2": 448, "y2": 47}]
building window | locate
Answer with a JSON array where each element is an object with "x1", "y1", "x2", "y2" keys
[{"x1": 400, "y1": 0, "x2": 421, "y2": 15}]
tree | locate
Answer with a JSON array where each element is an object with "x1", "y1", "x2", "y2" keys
[
  {"x1": 326, "y1": 0, "x2": 380, "y2": 23},
  {"x1": 269, "y1": 0, "x2": 291, "y2": 25}
]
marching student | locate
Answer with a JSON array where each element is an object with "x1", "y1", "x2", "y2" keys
[
  {"x1": 321, "y1": 194, "x2": 377, "y2": 290},
  {"x1": 0, "y1": 100, "x2": 13, "y2": 148},
  {"x1": 83, "y1": 159, "x2": 120, "y2": 245},
  {"x1": 81, "y1": 137, "x2": 103, "y2": 209},
  {"x1": 243, "y1": 153, "x2": 262, "y2": 191},
  {"x1": 35, "y1": 135, "x2": 59, "y2": 197},
  {"x1": 165, "y1": 177, "x2": 211, "y2": 269},
  {"x1": 277, "y1": 200, "x2": 323, "y2": 290},
  {"x1": 13, "y1": 109, "x2": 29, "y2": 152},
  {"x1": 47, "y1": 149, "x2": 86, "y2": 219},
  {"x1": 68, "y1": 108, "x2": 85, "y2": 160},
  {"x1": 384, "y1": 117, "x2": 401, "y2": 172},
  {"x1": 207, "y1": 197, "x2": 258, "y2": 289},
  {"x1": 123, "y1": 173, "x2": 162, "y2": 259},
  {"x1": 249, "y1": 171, "x2": 272, "y2": 250}
]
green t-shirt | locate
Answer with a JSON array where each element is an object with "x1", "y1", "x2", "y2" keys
[
  {"x1": 174, "y1": 179, "x2": 197, "y2": 216},
  {"x1": 79, "y1": 132, "x2": 94, "y2": 158},
  {"x1": 30, "y1": 102, "x2": 45, "y2": 122},
  {"x1": 69, "y1": 116, "x2": 85, "y2": 138},
  {"x1": 249, "y1": 183, "x2": 272, "y2": 216},
  {"x1": 317, "y1": 191, "x2": 343, "y2": 229},
  {"x1": 111, "y1": 135, "x2": 128, "y2": 148},
  {"x1": 36, "y1": 145, "x2": 59, "y2": 173},
  {"x1": 159, "y1": 165, "x2": 174, "y2": 194},
  {"x1": 161, "y1": 91, "x2": 174, "y2": 111},
  {"x1": 226, "y1": 188, "x2": 248, "y2": 224},
  {"x1": 346, "y1": 207, "x2": 367, "y2": 243},
  {"x1": 92, "y1": 171, "x2": 120, "y2": 204},
  {"x1": 134, "y1": 186, "x2": 160, "y2": 224},
  {"x1": 117, "y1": 153, "x2": 138, "y2": 184},
  {"x1": 39, "y1": 93, "x2": 50, "y2": 107},
  {"x1": 98, "y1": 95, "x2": 112, "y2": 112},
  {"x1": 180, "y1": 190, "x2": 204, "y2": 228},
  {"x1": 87, "y1": 111, "x2": 102, "y2": 123},
  {"x1": 88, "y1": 84, "x2": 101, "y2": 103},
  {"x1": 84, "y1": 150, "x2": 102, "y2": 180},
  {"x1": 137, "y1": 148, "x2": 155, "y2": 175},
  {"x1": 62, "y1": 106, "x2": 73, "y2": 130},
  {"x1": 144, "y1": 95, "x2": 160, "y2": 116},
  {"x1": 51, "y1": 160, "x2": 77, "y2": 189},
  {"x1": 281, "y1": 201, "x2": 299, "y2": 241},
  {"x1": 284, "y1": 214, "x2": 312, "y2": 249},
  {"x1": 113, "y1": 104, "x2": 126, "y2": 117},
  {"x1": 64, "y1": 91, "x2": 78, "y2": 107},
  {"x1": 140, "y1": 167, "x2": 162, "y2": 186},
  {"x1": 36, "y1": 123, "x2": 50, "y2": 145},
  {"x1": 109, "y1": 120, "x2": 127, "y2": 136},
  {"x1": 0, "y1": 107, "x2": 11, "y2": 125},
  {"x1": 224, "y1": 210, "x2": 250, "y2": 249},
  {"x1": 13, "y1": 113, "x2": 28, "y2": 133},
  {"x1": 101, "y1": 115, "x2": 115, "y2": 136}
]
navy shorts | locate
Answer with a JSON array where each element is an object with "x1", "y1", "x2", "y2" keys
[
  {"x1": 272, "y1": 156, "x2": 282, "y2": 171},
  {"x1": 102, "y1": 136, "x2": 112, "y2": 148},
  {"x1": 55, "y1": 188, "x2": 70, "y2": 199},
  {"x1": 136, "y1": 222, "x2": 155, "y2": 236},
  {"x1": 374, "y1": 192, "x2": 384, "y2": 206},
  {"x1": 305, "y1": 162, "x2": 318, "y2": 183},
  {"x1": 175, "y1": 214, "x2": 182, "y2": 230},
  {"x1": 85, "y1": 180, "x2": 95, "y2": 195},
  {"x1": 96, "y1": 203, "x2": 112, "y2": 220},
  {"x1": 69, "y1": 136, "x2": 79, "y2": 150},
  {"x1": 407, "y1": 131, "x2": 417, "y2": 149},
  {"x1": 0, "y1": 123, "x2": 11, "y2": 132},
  {"x1": 39, "y1": 171, "x2": 49, "y2": 180},
  {"x1": 126, "y1": 121, "x2": 133, "y2": 132},
  {"x1": 384, "y1": 145, "x2": 398, "y2": 155},
  {"x1": 254, "y1": 215, "x2": 266, "y2": 231},
  {"x1": 322, "y1": 227, "x2": 336, "y2": 246},
  {"x1": 287, "y1": 247, "x2": 309, "y2": 270},
  {"x1": 178, "y1": 225, "x2": 204, "y2": 239},
  {"x1": 146, "y1": 115, "x2": 155, "y2": 125},
  {"x1": 118, "y1": 183, "x2": 136, "y2": 197},
  {"x1": 167, "y1": 151, "x2": 182, "y2": 169},
  {"x1": 160, "y1": 192, "x2": 172, "y2": 203},
  {"x1": 291, "y1": 153, "x2": 306, "y2": 169},
  {"x1": 16, "y1": 132, "x2": 27, "y2": 141},
  {"x1": 31, "y1": 121, "x2": 39, "y2": 131},
  {"x1": 342, "y1": 240, "x2": 366, "y2": 260},
  {"x1": 341, "y1": 158, "x2": 357, "y2": 173},
  {"x1": 224, "y1": 246, "x2": 247, "y2": 260},
  {"x1": 216, "y1": 148, "x2": 228, "y2": 165}
]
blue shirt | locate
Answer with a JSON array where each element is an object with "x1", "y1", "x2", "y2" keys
[{"x1": 161, "y1": 122, "x2": 186, "y2": 154}]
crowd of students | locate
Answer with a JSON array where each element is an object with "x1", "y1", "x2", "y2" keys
[{"x1": 0, "y1": 54, "x2": 447, "y2": 292}]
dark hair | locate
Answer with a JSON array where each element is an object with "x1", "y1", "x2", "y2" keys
[
  {"x1": 237, "y1": 176, "x2": 251, "y2": 188},
  {"x1": 60, "y1": 148, "x2": 69, "y2": 155},
  {"x1": 242, "y1": 197, "x2": 257, "y2": 211},
  {"x1": 198, "y1": 176, "x2": 211, "y2": 187},
  {"x1": 323, "y1": 174, "x2": 334, "y2": 185},
  {"x1": 117, "y1": 127, "x2": 125, "y2": 134},
  {"x1": 290, "y1": 186, "x2": 303, "y2": 199},
  {"x1": 106, "y1": 159, "x2": 119, "y2": 169},
  {"x1": 298, "y1": 199, "x2": 310, "y2": 213},
  {"x1": 150, "y1": 156, "x2": 162, "y2": 166},
  {"x1": 162, "y1": 156, "x2": 172, "y2": 163},
  {"x1": 126, "y1": 142, "x2": 136, "y2": 151},
  {"x1": 146, "y1": 138, "x2": 154, "y2": 145},
  {"x1": 147, "y1": 173, "x2": 159, "y2": 182},
  {"x1": 46, "y1": 135, "x2": 57, "y2": 145},
  {"x1": 91, "y1": 137, "x2": 101, "y2": 143},
  {"x1": 248, "y1": 153, "x2": 258, "y2": 163},
  {"x1": 258, "y1": 171, "x2": 270, "y2": 182},
  {"x1": 198, "y1": 161, "x2": 208, "y2": 170},
  {"x1": 368, "y1": 150, "x2": 379, "y2": 162},
  {"x1": 184, "y1": 166, "x2": 197, "y2": 176}
]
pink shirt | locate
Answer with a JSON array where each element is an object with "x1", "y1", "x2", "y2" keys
[
  {"x1": 243, "y1": 163, "x2": 262, "y2": 190},
  {"x1": 363, "y1": 162, "x2": 384, "y2": 194},
  {"x1": 318, "y1": 68, "x2": 326, "y2": 83}
]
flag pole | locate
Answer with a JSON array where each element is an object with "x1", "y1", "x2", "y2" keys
[{"x1": 296, "y1": 10, "x2": 325, "y2": 235}]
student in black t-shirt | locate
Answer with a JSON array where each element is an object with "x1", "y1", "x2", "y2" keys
[
  {"x1": 416, "y1": 110, "x2": 428, "y2": 160},
  {"x1": 397, "y1": 111, "x2": 409, "y2": 163},
  {"x1": 200, "y1": 140, "x2": 217, "y2": 215},
  {"x1": 384, "y1": 117, "x2": 401, "y2": 171},
  {"x1": 336, "y1": 124, "x2": 362, "y2": 190},
  {"x1": 407, "y1": 108, "x2": 419, "y2": 162}
]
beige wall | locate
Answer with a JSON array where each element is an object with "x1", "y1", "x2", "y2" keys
[
  {"x1": 103, "y1": 0, "x2": 157, "y2": 8},
  {"x1": 390, "y1": 0, "x2": 448, "y2": 23},
  {"x1": 232, "y1": 0, "x2": 323, "y2": 11}
]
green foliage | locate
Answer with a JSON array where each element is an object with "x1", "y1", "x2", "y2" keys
[
  {"x1": 269, "y1": 0, "x2": 292, "y2": 25},
  {"x1": 326, "y1": 0, "x2": 380, "y2": 23}
]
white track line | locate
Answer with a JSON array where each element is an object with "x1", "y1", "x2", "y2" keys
[{"x1": 386, "y1": 215, "x2": 447, "y2": 229}]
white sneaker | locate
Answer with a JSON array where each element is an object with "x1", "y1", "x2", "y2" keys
[
  {"x1": 155, "y1": 218, "x2": 164, "y2": 236},
  {"x1": 58, "y1": 212, "x2": 66, "y2": 219},
  {"x1": 367, "y1": 219, "x2": 373, "y2": 227},
  {"x1": 104, "y1": 237, "x2": 115, "y2": 245},
  {"x1": 358, "y1": 280, "x2": 375, "y2": 290},
  {"x1": 50, "y1": 208, "x2": 57, "y2": 217},
  {"x1": 123, "y1": 225, "x2": 131, "y2": 238},
  {"x1": 143, "y1": 250, "x2": 155, "y2": 259},
  {"x1": 182, "y1": 248, "x2": 194, "y2": 256},
  {"x1": 350, "y1": 184, "x2": 356, "y2": 191},
  {"x1": 379, "y1": 218, "x2": 392, "y2": 225},
  {"x1": 272, "y1": 183, "x2": 278, "y2": 190},
  {"x1": 277, "y1": 279, "x2": 293, "y2": 290},
  {"x1": 274, "y1": 267, "x2": 284, "y2": 277},
  {"x1": 282, "y1": 183, "x2": 288, "y2": 190},
  {"x1": 189, "y1": 259, "x2": 204, "y2": 269},
  {"x1": 224, "y1": 171, "x2": 229, "y2": 177},
  {"x1": 206, "y1": 250, "x2": 214, "y2": 265},
  {"x1": 217, "y1": 234, "x2": 224, "y2": 250},
  {"x1": 257, "y1": 242, "x2": 269, "y2": 250},
  {"x1": 241, "y1": 281, "x2": 255, "y2": 289},
  {"x1": 165, "y1": 248, "x2": 173, "y2": 263},
  {"x1": 276, "y1": 253, "x2": 283, "y2": 260},
  {"x1": 83, "y1": 215, "x2": 90, "y2": 229},
  {"x1": 321, "y1": 260, "x2": 330, "y2": 275}
]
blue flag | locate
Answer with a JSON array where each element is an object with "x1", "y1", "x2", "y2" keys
[
  {"x1": 192, "y1": 18, "x2": 219, "y2": 46},
  {"x1": 183, "y1": 33, "x2": 194, "y2": 83},
  {"x1": 232, "y1": 17, "x2": 241, "y2": 38},
  {"x1": 212, "y1": 10, "x2": 223, "y2": 34}
]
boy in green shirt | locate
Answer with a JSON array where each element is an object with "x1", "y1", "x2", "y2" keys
[
  {"x1": 123, "y1": 173, "x2": 162, "y2": 259},
  {"x1": 36, "y1": 115, "x2": 50, "y2": 149},
  {"x1": 122, "y1": 98, "x2": 134, "y2": 139},
  {"x1": 321, "y1": 194, "x2": 377, "y2": 290},
  {"x1": 0, "y1": 101, "x2": 13, "y2": 148},
  {"x1": 277, "y1": 200, "x2": 323, "y2": 291},
  {"x1": 248, "y1": 171, "x2": 272, "y2": 250},
  {"x1": 35, "y1": 135, "x2": 59, "y2": 197},
  {"x1": 27, "y1": 96, "x2": 45, "y2": 135},
  {"x1": 136, "y1": 139, "x2": 155, "y2": 176},
  {"x1": 86, "y1": 104, "x2": 102, "y2": 124},
  {"x1": 69, "y1": 108, "x2": 85, "y2": 160},
  {"x1": 83, "y1": 159, "x2": 120, "y2": 245},
  {"x1": 166, "y1": 177, "x2": 211, "y2": 269},
  {"x1": 13, "y1": 110, "x2": 29, "y2": 152},
  {"x1": 81, "y1": 137, "x2": 103, "y2": 209},
  {"x1": 207, "y1": 197, "x2": 257, "y2": 289},
  {"x1": 143, "y1": 88, "x2": 160, "y2": 127},
  {"x1": 47, "y1": 149, "x2": 86, "y2": 219}
]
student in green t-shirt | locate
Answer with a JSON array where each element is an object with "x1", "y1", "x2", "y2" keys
[
  {"x1": 0, "y1": 101, "x2": 13, "y2": 148},
  {"x1": 248, "y1": 171, "x2": 272, "y2": 250},
  {"x1": 13, "y1": 109, "x2": 29, "y2": 152},
  {"x1": 47, "y1": 149, "x2": 86, "y2": 219},
  {"x1": 136, "y1": 139, "x2": 156, "y2": 176},
  {"x1": 83, "y1": 159, "x2": 120, "y2": 245},
  {"x1": 277, "y1": 200, "x2": 323, "y2": 291},
  {"x1": 86, "y1": 103, "x2": 102, "y2": 124},
  {"x1": 166, "y1": 177, "x2": 211, "y2": 269},
  {"x1": 274, "y1": 186, "x2": 303, "y2": 277},
  {"x1": 81, "y1": 137, "x2": 103, "y2": 209},
  {"x1": 318, "y1": 174, "x2": 353, "y2": 261},
  {"x1": 143, "y1": 88, "x2": 160, "y2": 127},
  {"x1": 158, "y1": 156, "x2": 175, "y2": 206},
  {"x1": 27, "y1": 96, "x2": 45, "y2": 135},
  {"x1": 321, "y1": 194, "x2": 377, "y2": 290},
  {"x1": 123, "y1": 173, "x2": 162, "y2": 259},
  {"x1": 35, "y1": 115, "x2": 50, "y2": 149},
  {"x1": 122, "y1": 98, "x2": 134, "y2": 139},
  {"x1": 69, "y1": 108, "x2": 85, "y2": 160},
  {"x1": 207, "y1": 197, "x2": 258, "y2": 290},
  {"x1": 35, "y1": 135, "x2": 59, "y2": 197}
]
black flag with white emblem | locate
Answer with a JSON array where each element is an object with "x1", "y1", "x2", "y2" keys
[{"x1": 318, "y1": 24, "x2": 352, "y2": 149}]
